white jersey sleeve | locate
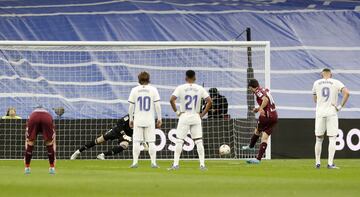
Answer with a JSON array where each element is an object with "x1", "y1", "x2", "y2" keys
[
  {"x1": 201, "y1": 86, "x2": 210, "y2": 99},
  {"x1": 172, "y1": 86, "x2": 181, "y2": 98},
  {"x1": 312, "y1": 81, "x2": 317, "y2": 96},
  {"x1": 128, "y1": 88, "x2": 136, "y2": 104},
  {"x1": 334, "y1": 79, "x2": 345, "y2": 93},
  {"x1": 154, "y1": 87, "x2": 161, "y2": 102}
]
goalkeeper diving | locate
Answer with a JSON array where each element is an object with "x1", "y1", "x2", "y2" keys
[{"x1": 70, "y1": 114, "x2": 133, "y2": 160}]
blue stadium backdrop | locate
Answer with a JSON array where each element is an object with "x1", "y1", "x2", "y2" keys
[{"x1": 0, "y1": 0, "x2": 359, "y2": 119}]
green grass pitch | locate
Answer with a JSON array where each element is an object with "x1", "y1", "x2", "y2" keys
[{"x1": 0, "y1": 159, "x2": 359, "y2": 197}]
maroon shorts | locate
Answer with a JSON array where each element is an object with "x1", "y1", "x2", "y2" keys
[
  {"x1": 257, "y1": 113, "x2": 278, "y2": 135},
  {"x1": 26, "y1": 111, "x2": 55, "y2": 141}
]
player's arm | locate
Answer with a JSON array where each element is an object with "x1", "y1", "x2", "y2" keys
[
  {"x1": 128, "y1": 89, "x2": 135, "y2": 128},
  {"x1": 170, "y1": 87, "x2": 182, "y2": 117},
  {"x1": 155, "y1": 102, "x2": 162, "y2": 127},
  {"x1": 335, "y1": 87, "x2": 350, "y2": 111},
  {"x1": 154, "y1": 88, "x2": 162, "y2": 128},
  {"x1": 128, "y1": 103, "x2": 134, "y2": 128},
  {"x1": 200, "y1": 96, "x2": 212, "y2": 118},
  {"x1": 170, "y1": 95, "x2": 181, "y2": 117},
  {"x1": 258, "y1": 96, "x2": 269, "y2": 116},
  {"x1": 312, "y1": 82, "x2": 317, "y2": 103},
  {"x1": 253, "y1": 95, "x2": 268, "y2": 116}
]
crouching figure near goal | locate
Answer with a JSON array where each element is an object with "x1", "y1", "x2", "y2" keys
[
  {"x1": 242, "y1": 79, "x2": 278, "y2": 164},
  {"x1": 24, "y1": 107, "x2": 56, "y2": 175},
  {"x1": 70, "y1": 114, "x2": 133, "y2": 160}
]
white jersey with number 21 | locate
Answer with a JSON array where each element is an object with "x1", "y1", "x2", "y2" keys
[
  {"x1": 312, "y1": 78, "x2": 345, "y2": 117},
  {"x1": 172, "y1": 83, "x2": 209, "y2": 123}
]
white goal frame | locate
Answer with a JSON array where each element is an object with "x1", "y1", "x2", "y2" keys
[{"x1": 0, "y1": 40, "x2": 271, "y2": 160}]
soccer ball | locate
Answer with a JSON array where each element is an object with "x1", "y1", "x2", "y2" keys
[{"x1": 219, "y1": 144, "x2": 231, "y2": 156}]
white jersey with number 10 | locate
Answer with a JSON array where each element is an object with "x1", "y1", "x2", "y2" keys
[
  {"x1": 172, "y1": 83, "x2": 210, "y2": 115},
  {"x1": 312, "y1": 78, "x2": 345, "y2": 117},
  {"x1": 128, "y1": 85, "x2": 160, "y2": 127}
]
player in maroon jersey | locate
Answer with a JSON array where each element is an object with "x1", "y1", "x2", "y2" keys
[
  {"x1": 242, "y1": 79, "x2": 278, "y2": 164},
  {"x1": 24, "y1": 107, "x2": 56, "y2": 175}
]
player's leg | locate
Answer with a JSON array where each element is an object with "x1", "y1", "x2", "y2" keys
[
  {"x1": 24, "y1": 117, "x2": 38, "y2": 174},
  {"x1": 41, "y1": 113, "x2": 56, "y2": 174},
  {"x1": 247, "y1": 117, "x2": 276, "y2": 164},
  {"x1": 45, "y1": 139, "x2": 56, "y2": 174},
  {"x1": 131, "y1": 126, "x2": 143, "y2": 168},
  {"x1": 96, "y1": 125, "x2": 127, "y2": 160},
  {"x1": 257, "y1": 132, "x2": 269, "y2": 161},
  {"x1": 242, "y1": 128, "x2": 260, "y2": 150},
  {"x1": 314, "y1": 116, "x2": 326, "y2": 168},
  {"x1": 71, "y1": 128, "x2": 113, "y2": 160},
  {"x1": 102, "y1": 141, "x2": 129, "y2": 156},
  {"x1": 169, "y1": 118, "x2": 189, "y2": 170},
  {"x1": 24, "y1": 139, "x2": 35, "y2": 174},
  {"x1": 99, "y1": 131, "x2": 131, "y2": 159},
  {"x1": 326, "y1": 115, "x2": 339, "y2": 169},
  {"x1": 173, "y1": 121, "x2": 190, "y2": 168},
  {"x1": 144, "y1": 124, "x2": 158, "y2": 168},
  {"x1": 191, "y1": 123, "x2": 206, "y2": 169},
  {"x1": 314, "y1": 135, "x2": 324, "y2": 168}
]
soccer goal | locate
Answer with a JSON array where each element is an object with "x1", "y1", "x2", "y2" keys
[{"x1": 0, "y1": 41, "x2": 270, "y2": 160}]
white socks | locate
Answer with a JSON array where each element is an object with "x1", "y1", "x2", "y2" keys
[
  {"x1": 173, "y1": 139, "x2": 184, "y2": 166},
  {"x1": 328, "y1": 136, "x2": 336, "y2": 166},
  {"x1": 315, "y1": 136, "x2": 324, "y2": 165},
  {"x1": 148, "y1": 142, "x2": 157, "y2": 165},
  {"x1": 132, "y1": 142, "x2": 141, "y2": 165},
  {"x1": 195, "y1": 139, "x2": 205, "y2": 167},
  {"x1": 315, "y1": 136, "x2": 337, "y2": 166}
]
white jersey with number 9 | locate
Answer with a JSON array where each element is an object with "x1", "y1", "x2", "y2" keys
[{"x1": 312, "y1": 78, "x2": 345, "y2": 117}]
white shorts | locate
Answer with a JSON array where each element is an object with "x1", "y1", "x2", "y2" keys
[
  {"x1": 315, "y1": 115, "x2": 339, "y2": 136},
  {"x1": 133, "y1": 123, "x2": 155, "y2": 143},
  {"x1": 176, "y1": 114, "x2": 202, "y2": 140}
]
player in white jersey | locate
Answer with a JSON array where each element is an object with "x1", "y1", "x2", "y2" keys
[
  {"x1": 128, "y1": 71, "x2": 162, "y2": 168},
  {"x1": 312, "y1": 68, "x2": 350, "y2": 169},
  {"x1": 168, "y1": 70, "x2": 212, "y2": 170}
]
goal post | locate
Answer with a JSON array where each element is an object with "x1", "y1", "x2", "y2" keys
[{"x1": 0, "y1": 41, "x2": 270, "y2": 160}]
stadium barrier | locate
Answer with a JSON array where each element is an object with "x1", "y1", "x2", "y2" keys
[
  {"x1": 0, "y1": 118, "x2": 237, "y2": 160},
  {"x1": 2, "y1": 118, "x2": 357, "y2": 160},
  {"x1": 272, "y1": 119, "x2": 360, "y2": 159}
]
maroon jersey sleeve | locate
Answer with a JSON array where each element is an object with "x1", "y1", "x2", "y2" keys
[
  {"x1": 254, "y1": 87, "x2": 277, "y2": 117},
  {"x1": 254, "y1": 88, "x2": 266, "y2": 106}
]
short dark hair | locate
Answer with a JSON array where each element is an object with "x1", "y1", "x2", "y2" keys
[
  {"x1": 186, "y1": 70, "x2": 196, "y2": 79},
  {"x1": 322, "y1": 68, "x2": 331, "y2": 72},
  {"x1": 138, "y1": 71, "x2": 150, "y2": 84},
  {"x1": 248, "y1": 79, "x2": 259, "y2": 88},
  {"x1": 209, "y1": 88, "x2": 219, "y2": 97}
]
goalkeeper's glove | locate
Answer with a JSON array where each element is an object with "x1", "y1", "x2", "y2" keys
[{"x1": 122, "y1": 134, "x2": 132, "y2": 142}]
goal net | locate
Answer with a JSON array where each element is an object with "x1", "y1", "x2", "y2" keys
[{"x1": 0, "y1": 41, "x2": 270, "y2": 160}]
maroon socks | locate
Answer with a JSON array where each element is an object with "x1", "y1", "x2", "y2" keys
[
  {"x1": 249, "y1": 134, "x2": 260, "y2": 148},
  {"x1": 256, "y1": 142, "x2": 268, "y2": 160},
  {"x1": 46, "y1": 144, "x2": 55, "y2": 168},
  {"x1": 25, "y1": 144, "x2": 34, "y2": 168}
]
